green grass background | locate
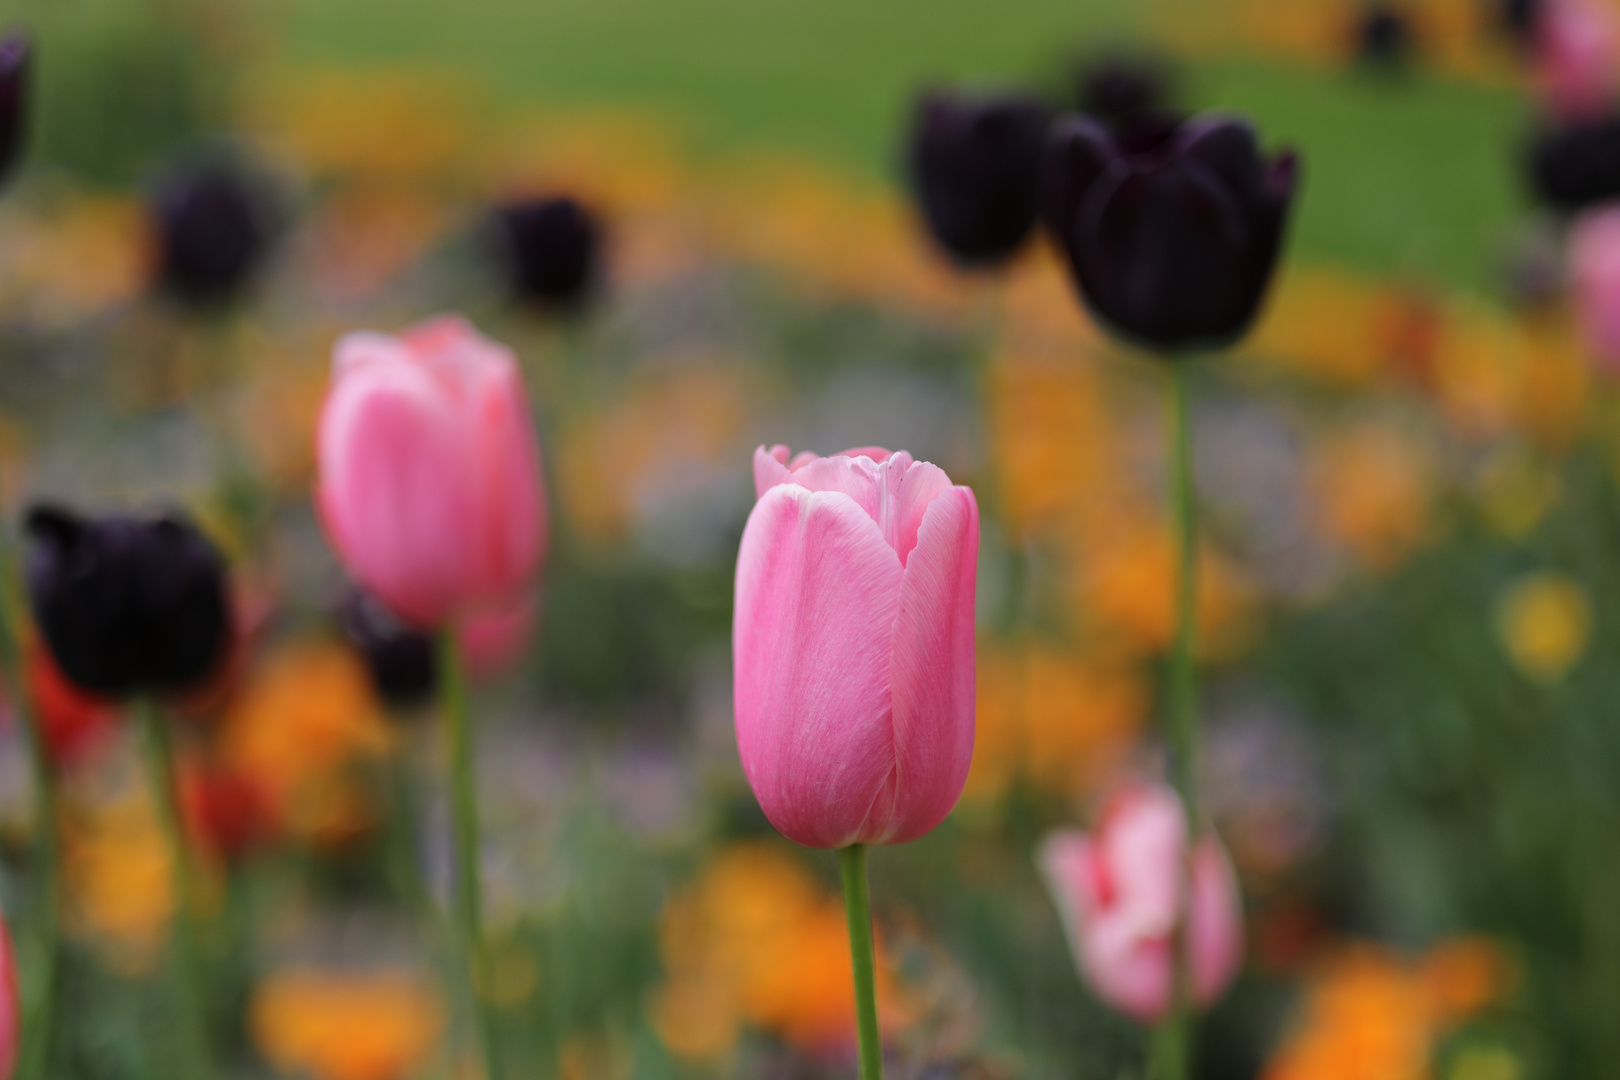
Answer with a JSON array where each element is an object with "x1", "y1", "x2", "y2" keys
[{"x1": 272, "y1": 0, "x2": 1535, "y2": 294}]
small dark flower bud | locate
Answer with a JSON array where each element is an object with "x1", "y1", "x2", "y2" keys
[
  {"x1": 1042, "y1": 111, "x2": 1299, "y2": 352},
  {"x1": 341, "y1": 588, "x2": 437, "y2": 710},
  {"x1": 1528, "y1": 115, "x2": 1620, "y2": 211},
  {"x1": 0, "y1": 31, "x2": 30, "y2": 188},
  {"x1": 1501, "y1": 0, "x2": 1542, "y2": 45},
  {"x1": 907, "y1": 90, "x2": 1052, "y2": 266},
  {"x1": 1075, "y1": 53, "x2": 1174, "y2": 129},
  {"x1": 1354, "y1": 5, "x2": 1412, "y2": 67},
  {"x1": 493, "y1": 196, "x2": 602, "y2": 308},
  {"x1": 24, "y1": 505, "x2": 232, "y2": 698},
  {"x1": 151, "y1": 161, "x2": 274, "y2": 307}
]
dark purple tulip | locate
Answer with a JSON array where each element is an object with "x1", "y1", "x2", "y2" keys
[
  {"x1": 1076, "y1": 54, "x2": 1174, "y2": 129},
  {"x1": 340, "y1": 588, "x2": 437, "y2": 711},
  {"x1": 0, "y1": 31, "x2": 29, "y2": 188},
  {"x1": 1042, "y1": 112, "x2": 1299, "y2": 352},
  {"x1": 1354, "y1": 5, "x2": 1412, "y2": 66},
  {"x1": 907, "y1": 90, "x2": 1052, "y2": 266},
  {"x1": 494, "y1": 195, "x2": 602, "y2": 308},
  {"x1": 1501, "y1": 0, "x2": 1542, "y2": 45},
  {"x1": 1529, "y1": 116, "x2": 1620, "y2": 211},
  {"x1": 24, "y1": 506, "x2": 231, "y2": 697},
  {"x1": 151, "y1": 161, "x2": 274, "y2": 306}
]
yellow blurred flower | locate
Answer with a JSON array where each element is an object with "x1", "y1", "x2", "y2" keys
[
  {"x1": 1474, "y1": 450, "x2": 1560, "y2": 539},
  {"x1": 0, "y1": 193, "x2": 146, "y2": 325},
  {"x1": 249, "y1": 66, "x2": 481, "y2": 185},
  {"x1": 1263, "y1": 940, "x2": 1509, "y2": 1080},
  {"x1": 652, "y1": 843, "x2": 913, "y2": 1062},
  {"x1": 1495, "y1": 572, "x2": 1592, "y2": 682},
  {"x1": 219, "y1": 640, "x2": 393, "y2": 845},
  {"x1": 251, "y1": 969, "x2": 443, "y2": 1080},
  {"x1": 966, "y1": 642, "x2": 1146, "y2": 805},
  {"x1": 61, "y1": 786, "x2": 174, "y2": 975},
  {"x1": 1309, "y1": 421, "x2": 1434, "y2": 573}
]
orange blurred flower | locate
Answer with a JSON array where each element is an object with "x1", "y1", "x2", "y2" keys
[
  {"x1": 218, "y1": 640, "x2": 393, "y2": 846},
  {"x1": 1263, "y1": 940, "x2": 1510, "y2": 1080},
  {"x1": 251, "y1": 969, "x2": 443, "y2": 1080},
  {"x1": 1308, "y1": 421, "x2": 1435, "y2": 573},
  {"x1": 1076, "y1": 516, "x2": 1257, "y2": 660},
  {"x1": 652, "y1": 843, "x2": 914, "y2": 1062},
  {"x1": 966, "y1": 642, "x2": 1146, "y2": 805}
]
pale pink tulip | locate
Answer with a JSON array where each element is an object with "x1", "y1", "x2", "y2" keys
[
  {"x1": 1038, "y1": 782, "x2": 1243, "y2": 1023},
  {"x1": 734, "y1": 445, "x2": 978, "y2": 849},
  {"x1": 1536, "y1": 0, "x2": 1619, "y2": 121},
  {"x1": 317, "y1": 315, "x2": 548, "y2": 631},
  {"x1": 1570, "y1": 203, "x2": 1620, "y2": 371}
]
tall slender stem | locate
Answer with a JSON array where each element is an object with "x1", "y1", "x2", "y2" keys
[
  {"x1": 1155, "y1": 361, "x2": 1201, "y2": 1080},
  {"x1": 136, "y1": 698, "x2": 212, "y2": 1080},
  {"x1": 838, "y1": 844, "x2": 882, "y2": 1080},
  {"x1": 0, "y1": 553, "x2": 61, "y2": 1080},
  {"x1": 438, "y1": 631, "x2": 504, "y2": 1080}
]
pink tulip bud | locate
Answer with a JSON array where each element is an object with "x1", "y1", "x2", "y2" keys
[
  {"x1": 1570, "y1": 203, "x2": 1620, "y2": 371},
  {"x1": 317, "y1": 315, "x2": 548, "y2": 632},
  {"x1": 0, "y1": 913, "x2": 16, "y2": 1080},
  {"x1": 734, "y1": 445, "x2": 978, "y2": 849},
  {"x1": 1536, "y1": 0, "x2": 1619, "y2": 122},
  {"x1": 1038, "y1": 782, "x2": 1243, "y2": 1023}
]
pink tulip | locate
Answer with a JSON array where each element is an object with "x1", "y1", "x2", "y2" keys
[
  {"x1": 1571, "y1": 203, "x2": 1620, "y2": 372},
  {"x1": 0, "y1": 913, "x2": 15, "y2": 1080},
  {"x1": 1038, "y1": 782, "x2": 1243, "y2": 1023},
  {"x1": 317, "y1": 315, "x2": 548, "y2": 632},
  {"x1": 733, "y1": 445, "x2": 978, "y2": 849},
  {"x1": 1536, "y1": 0, "x2": 1618, "y2": 121}
]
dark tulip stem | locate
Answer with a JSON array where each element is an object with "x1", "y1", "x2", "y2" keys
[
  {"x1": 439, "y1": 631, "x2": 504, "y2": 1080},
  {"x1": 838, "y1": 843, "x2": 883, "y2": 1080},
  {"x1": 1157, "y1": 360, "x2": 1200, "y2": 1080},
  {"x1": 136, "y1": 699, "x2": 213, "y2": 1080}
]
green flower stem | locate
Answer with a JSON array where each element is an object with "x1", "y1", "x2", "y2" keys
[
  {"x1": 838, "y1": 843, "x2": 883, "y2": 1080},
  {"x1": 0, "y1": 552, "x2": 61, "y2": 1080},
  {"x1": 136, "y1": 698, "x2": 212, "y2": 1080},
  {"x1": 438, "y1": 631, "x2": 504, "y2": 1080},
  {"x1": 1156, "y1": 361, "x2": 1201, "y2": 1080}
]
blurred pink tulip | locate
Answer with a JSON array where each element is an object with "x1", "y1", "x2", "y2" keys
[
  {"x1": 1038, "y1": 782, "x2": 1243, "y2": 1023},
  {"x1": 1570, "y1": 203, "x2": 1620, "y2": 370},
  {"x1": 317, "y1": 315, "x2": 548, "y2": 633},
  {"x1": 734, "y1": 444, "x2": 978, "y2": 849},
  {"x1": 0, "y1": 913, "x2": 15, "y2": 1080},
  {"x1": 1536, "y1": 0, "x2": 1619, "y2": 121}
]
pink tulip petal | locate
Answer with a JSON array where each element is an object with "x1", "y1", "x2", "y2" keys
[
  {"x1": 318, "y1": 358, "x2": 477, "y2": 625},
  {"x1": 733, "y1": 484, "x2": 904, "y2": 848},
  {"x1": 1191, "y1": 837, "x2": 1245, "y2": 1007},
  {"x1": 468, "y1": 359, "x2": 548, "y2": 600},
  {"x1": 753, "y1": 444, "x2": 797, "y2": 498},
  {"x1": 878, "y1": 485, "x2": 977, "y2": 843},
  {"x1": 835, "y1": 446, "x2": 892, "y2": 463}
]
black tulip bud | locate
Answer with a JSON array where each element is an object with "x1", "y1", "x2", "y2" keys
[
  {"x1": 151, "y1": 161, "x2": 274, "y2": 307},
  {"x1": 24, "y1": 506, "x2": 232, "y2": 698},
  {"x1": 1501, "y1": 0, "x2": 1542, "y2": 45},
  {"x1": 1355, "y1": 5, "x2": 1412, "y2": 67},
  {"x1": 1528, "y1": 116, "x2": 1620, "y2": 211},
  {"x1": 493, "y1": 196, "x2": 602, "y2": 309},
  {"x1": 1042, "y1": 111, "x2": 1299, "y2": 353},
  {"x1": 1075, "y1": 54, "x2": 1174, "y2": 130},
  {"x1": 907, "y1": 90, "x2": 1053, "y2": 266},
  {"x1": 340, "y1": 588, "x2": 437, "y2": 711},
  {"x1": 0, "y1": 31, "x2": 30, "y2": 189}
]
